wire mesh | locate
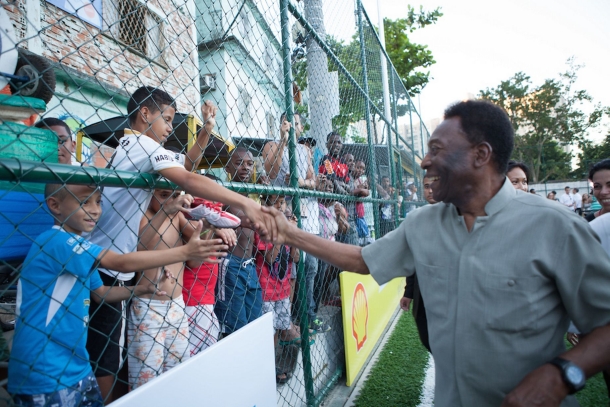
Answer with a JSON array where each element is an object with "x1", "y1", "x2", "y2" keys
[{"x1": 0, "y1": 0, "x2": 431, "y2": 405}]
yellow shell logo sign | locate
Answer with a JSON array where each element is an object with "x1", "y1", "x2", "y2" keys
[{"x1": 351, "y1": 282, "x2": 369, "y2": 351}]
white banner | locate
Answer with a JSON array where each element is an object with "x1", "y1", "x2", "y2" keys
[{"x1": 110, "y1": 312, "x2": 276, "y2": 407}]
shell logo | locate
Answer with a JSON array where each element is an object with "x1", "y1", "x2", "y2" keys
[{"x1": 351, "y1": 282, "x2": 369, "y2": 351}]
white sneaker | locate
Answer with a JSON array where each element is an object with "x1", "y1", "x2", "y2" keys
[{"x1": 185, "y1": 198, "x2": 241, "y2": 228}]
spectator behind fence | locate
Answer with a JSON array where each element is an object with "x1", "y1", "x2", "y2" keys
[
  {"x1": 261, "y1": 100, "x2": 610, "y2": 406},
  {"x1": 262, "y1": 112, "x2": 329, "y2": 334},
  {"x1": 351, "y1": 159, "x2": 372, "y2": 246},
  {"x1": 315, "y1": 178, "x2": 349, "y2": 309},
  {"x1": 256, "y1": 195, "x2": 301, "y2": 384},
  {"x1": 318, "y1": 132, "x2": 350, "y2": 194},
  {"x1": 399, "y1": 176, "x2": 437, "y2": 353},
  {"x1": 8, "y1": 184, "x2": 216, "y2": 406},
  {"x1": 585, "y1": 159, "x2": 610, "y2": 222},
  {"x1": 34, "y1": 117, "x2": 75, "y2": 165},
  {"x1": 183, "y1": 224, "x2": 236, "y2": 356},
  {"x1": 215, "y1": 147, "x2": 263, "y2": 335},
  {"x1": 378, "y1": 175, "x2": 395, "y2": 237},
  {"x1": 86, "y1": 87, "x2": 265, "y2": 402},
  {"x1": 127, "y1": 189, "x2": 228, "y2": 389}
]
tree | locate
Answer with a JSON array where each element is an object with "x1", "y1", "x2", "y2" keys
[
  {"x1": 480, "y1": 59, "x2": 607, "y2": 183},
  {"x1": 292, "y1": 8, "x2": 442, "y2": 143},
  {"x1": 574, "y1": 128, "x2": 610, "y2": 178}
]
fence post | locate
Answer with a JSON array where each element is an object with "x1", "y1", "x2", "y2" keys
[
  {"x1": 356, "y1": 0, "x2": 380, "y2": 239},
  {"x1": 280, "y1": 0, "x2": 315, "y2": 405}
]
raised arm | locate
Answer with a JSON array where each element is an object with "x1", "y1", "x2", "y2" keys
[
  {"x1": 261, "y1": 206, "x2": 368, "y2": 274},
  {"x1": 184, "y1": 100, "x2": 217, "y2": 171},
  {"x1": 262, "y1": 120, "x2": 290, "y2": 180}
]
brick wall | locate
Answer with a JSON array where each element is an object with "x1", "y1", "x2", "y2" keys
[{"x1": 3, "y1": 0, "x2": 200, "y2": 115}]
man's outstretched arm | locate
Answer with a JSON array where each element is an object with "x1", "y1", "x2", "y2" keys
[{"x1": 262, "y1": 206, "x2": 369, "y2": 275}]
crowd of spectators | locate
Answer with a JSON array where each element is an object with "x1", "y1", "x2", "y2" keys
[{"x1": 8, "y1": 86, "x2": 403, "y2": 405}]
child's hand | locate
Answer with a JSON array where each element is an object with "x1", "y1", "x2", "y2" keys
[
  {"x1": 244, "y1": 202, "x2": 277, "y2": 242},
  {"x1": 280, "y1": 120, "x2": 291, "y2": 141},
  {"x1": 202, "y1": 100, "x2": 217, "y2": 129},
  {"x1": 214, "y1": 228, "x2": 237, "y2": 247},
  {"x1": 135, "y1": 283, "x2": 167, "y2": 298},
  {"x1": 165, "y1": 193, "x2": 193, "y2": 215},
  {"x1": 185, "y1": 221, "x2": 229, "y2": 263}
]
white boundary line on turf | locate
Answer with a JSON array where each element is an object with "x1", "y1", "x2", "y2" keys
[{"x1": 416, "y1": 355, "x2": 435, "y2": 407}]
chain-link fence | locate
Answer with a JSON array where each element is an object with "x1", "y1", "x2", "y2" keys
[{"x1": 0, "y1": 0, "x2": 430, "y2": 405}]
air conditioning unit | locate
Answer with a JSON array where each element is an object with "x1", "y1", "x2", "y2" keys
[{"x1": 201, "y1": 74, "x2": 216, "y2": 92}]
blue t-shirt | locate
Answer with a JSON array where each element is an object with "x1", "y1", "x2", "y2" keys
[{"x1": 8, "y1": 227, "x2": 104, "y2": 395}]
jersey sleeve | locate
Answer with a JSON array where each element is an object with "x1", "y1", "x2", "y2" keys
[
  {"x1": 361, "y1": 219, "x2": 415, "y2": 285},
  {"x1": 61, "y1": 240, "x2": 104, "y2": 280},
  {"x1": 138, "y1": 137, "x2": 185, "y2": 172},
  {"x1": 89, "y1": 270, "x2": 104, "y2": 291}
]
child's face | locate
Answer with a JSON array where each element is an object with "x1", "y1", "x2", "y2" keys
[
  {"x1": 149, "y1": 189, "x2": 179, "y2": 214},
  {"x1": 145, "y1": 104, "x2": 176, "y2": 144},
  {"x1": 354, "y1": 162, "x2": 366, "y2": 178},
  {"x1": 48, "y1": 185, "x2": 101, "y2": 235},
  {"x1": 267, "y1": 195, "x2": 286, "y2": 212}
]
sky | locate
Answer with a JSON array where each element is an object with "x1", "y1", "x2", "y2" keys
[{"x1": 358, "y1": 0, "x2": 610, "y2": 138}]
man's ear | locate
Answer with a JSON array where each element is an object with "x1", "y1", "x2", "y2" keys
[
  {"x1": 46, "y1": 197, "x2": 61, "y2": 216},
  {"x1": 473, "y1": 142, "x2": 493, "y2": 169}
]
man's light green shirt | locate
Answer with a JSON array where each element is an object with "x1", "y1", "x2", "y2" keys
[{"x1": 362, "y1": 178, "x2": 610, "y2": 406}]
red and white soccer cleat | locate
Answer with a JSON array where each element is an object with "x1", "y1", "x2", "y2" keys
[{"x1": 185, "y1": 198, "x2": 241, "y2": 229}]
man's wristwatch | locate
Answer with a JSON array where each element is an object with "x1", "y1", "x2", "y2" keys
[{"x1": 549, "y1": 357, "x2": 586, "y2": 394}]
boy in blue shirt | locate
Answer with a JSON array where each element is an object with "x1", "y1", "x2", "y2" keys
[{"x1": 8, "y1": 183, "x2": 226, "y2": 407}]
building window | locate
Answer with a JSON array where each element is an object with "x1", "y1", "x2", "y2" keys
[
  {"x1": 238, "y1": 87, "x2": 252, "y2": 127},
  {"x1": 104, "y1": 0, "x2": 164, "y2": 61}
]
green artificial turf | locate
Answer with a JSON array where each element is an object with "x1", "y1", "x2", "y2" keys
[{"x1": 353, "y1": 313, "x2": 429, "y2": 407}]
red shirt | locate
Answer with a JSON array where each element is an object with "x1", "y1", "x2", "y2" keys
[
  {"x1": 254, "y1": 234, "x2": 291, "y2": 302},
  {"x1": 182, "y1": 262, "x2": 218, "y2": 306},
  {"x1": 318, "y1": 155, "x2": 350, "y2": 183}
]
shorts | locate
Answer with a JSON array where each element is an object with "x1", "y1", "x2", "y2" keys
[
  {"x1": 262, "y1": 298, "x2": 291, "y2": 331},
  {"x1": 12, "y1": 371, "x2": 102, "y2": 407},
  {"x1": 87, "y1": 273, "x2": 132, "y2": 377},
  {"x1": 214, "y1": 254, "x2": 263, "y2": 334},
  {"x1": 185, "y1": 304, "x2": 220, "y2": 356},
  {"x1": 127, "y1": 296, "x2": 190, "y2": 390}
]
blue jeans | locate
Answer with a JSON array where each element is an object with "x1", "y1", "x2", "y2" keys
[
  {"x1": 214, "y1": 253, "x2": 263, "y2": 334},
  {"x1": 13, "y1": 371, "x2": 103, "y2": 407}
]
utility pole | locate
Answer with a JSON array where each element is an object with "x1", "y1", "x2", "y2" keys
[{"x1": 304, "y1": 0, "x2": 338, "y2": 157}]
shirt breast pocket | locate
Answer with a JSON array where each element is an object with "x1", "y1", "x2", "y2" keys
[
  {"x1": 416, "y1": 263, "x2": 449, "y2": 321},
  {"x1": 483, "y1": 273, "x2": 542, "y2": 333}
]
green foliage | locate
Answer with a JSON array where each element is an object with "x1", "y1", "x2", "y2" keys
[
  {"x1": 354, "y1": 313, "x2": 429, "y2": 407},
  {"x1": 384, "y1": 6, "x2": 443, "y2": 95},
  {"x1": 480, "y1": 59, "x2": 607, "y2": 182},
  {"x1": 574, "y1": 133, "x2": 610, "y2": 178}
]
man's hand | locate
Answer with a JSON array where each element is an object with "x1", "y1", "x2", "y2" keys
[
  {"x1": 400, "y1": 297, "x2": 411, "y2": 312},
  {"x1": 501, "y1": 364, "x2": 569, "y2": 407},
  {"x1": 260, "y1": 206, "x2": 296, "y2": 244},
  {"x1": 315, "y1": 174, "x2": 327, "y2": 190},
  {"x1": 202, "y1": 100, "x2": 217, "y2": 130},
  {"x1": 243, "y1": 201, "x2": 277, "y2": 242},
  {"x1": 184, "y1": 220, "x2": 229, "y2": 263}
]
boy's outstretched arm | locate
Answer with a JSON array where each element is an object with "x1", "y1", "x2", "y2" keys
[
  {"x1": 159, "y1": 167, "x2": 277, "y2": 240},
  {"x1": 98, "y1": 221, "x2": 229, "y2": 272}
]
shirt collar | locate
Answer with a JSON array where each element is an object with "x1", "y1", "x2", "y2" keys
[
  {"x1": 483, "y1": 176, "x2": 515, "y2": 217},
  {"x1": 124, "y1": 128, "x2": 142, "y2": 137}
]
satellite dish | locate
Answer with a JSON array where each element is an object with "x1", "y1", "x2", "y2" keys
[{"x1": 0, "y1": 7, "x2": 19, "y2": 89}]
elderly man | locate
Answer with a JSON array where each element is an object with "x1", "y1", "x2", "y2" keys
[{"x1": 262, "y1": 100, "x2": 610, "y2": 406}]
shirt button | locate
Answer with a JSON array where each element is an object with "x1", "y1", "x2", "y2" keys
[{"x1": 507, "y1": 279, "x2": 515, "y2": 287}]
